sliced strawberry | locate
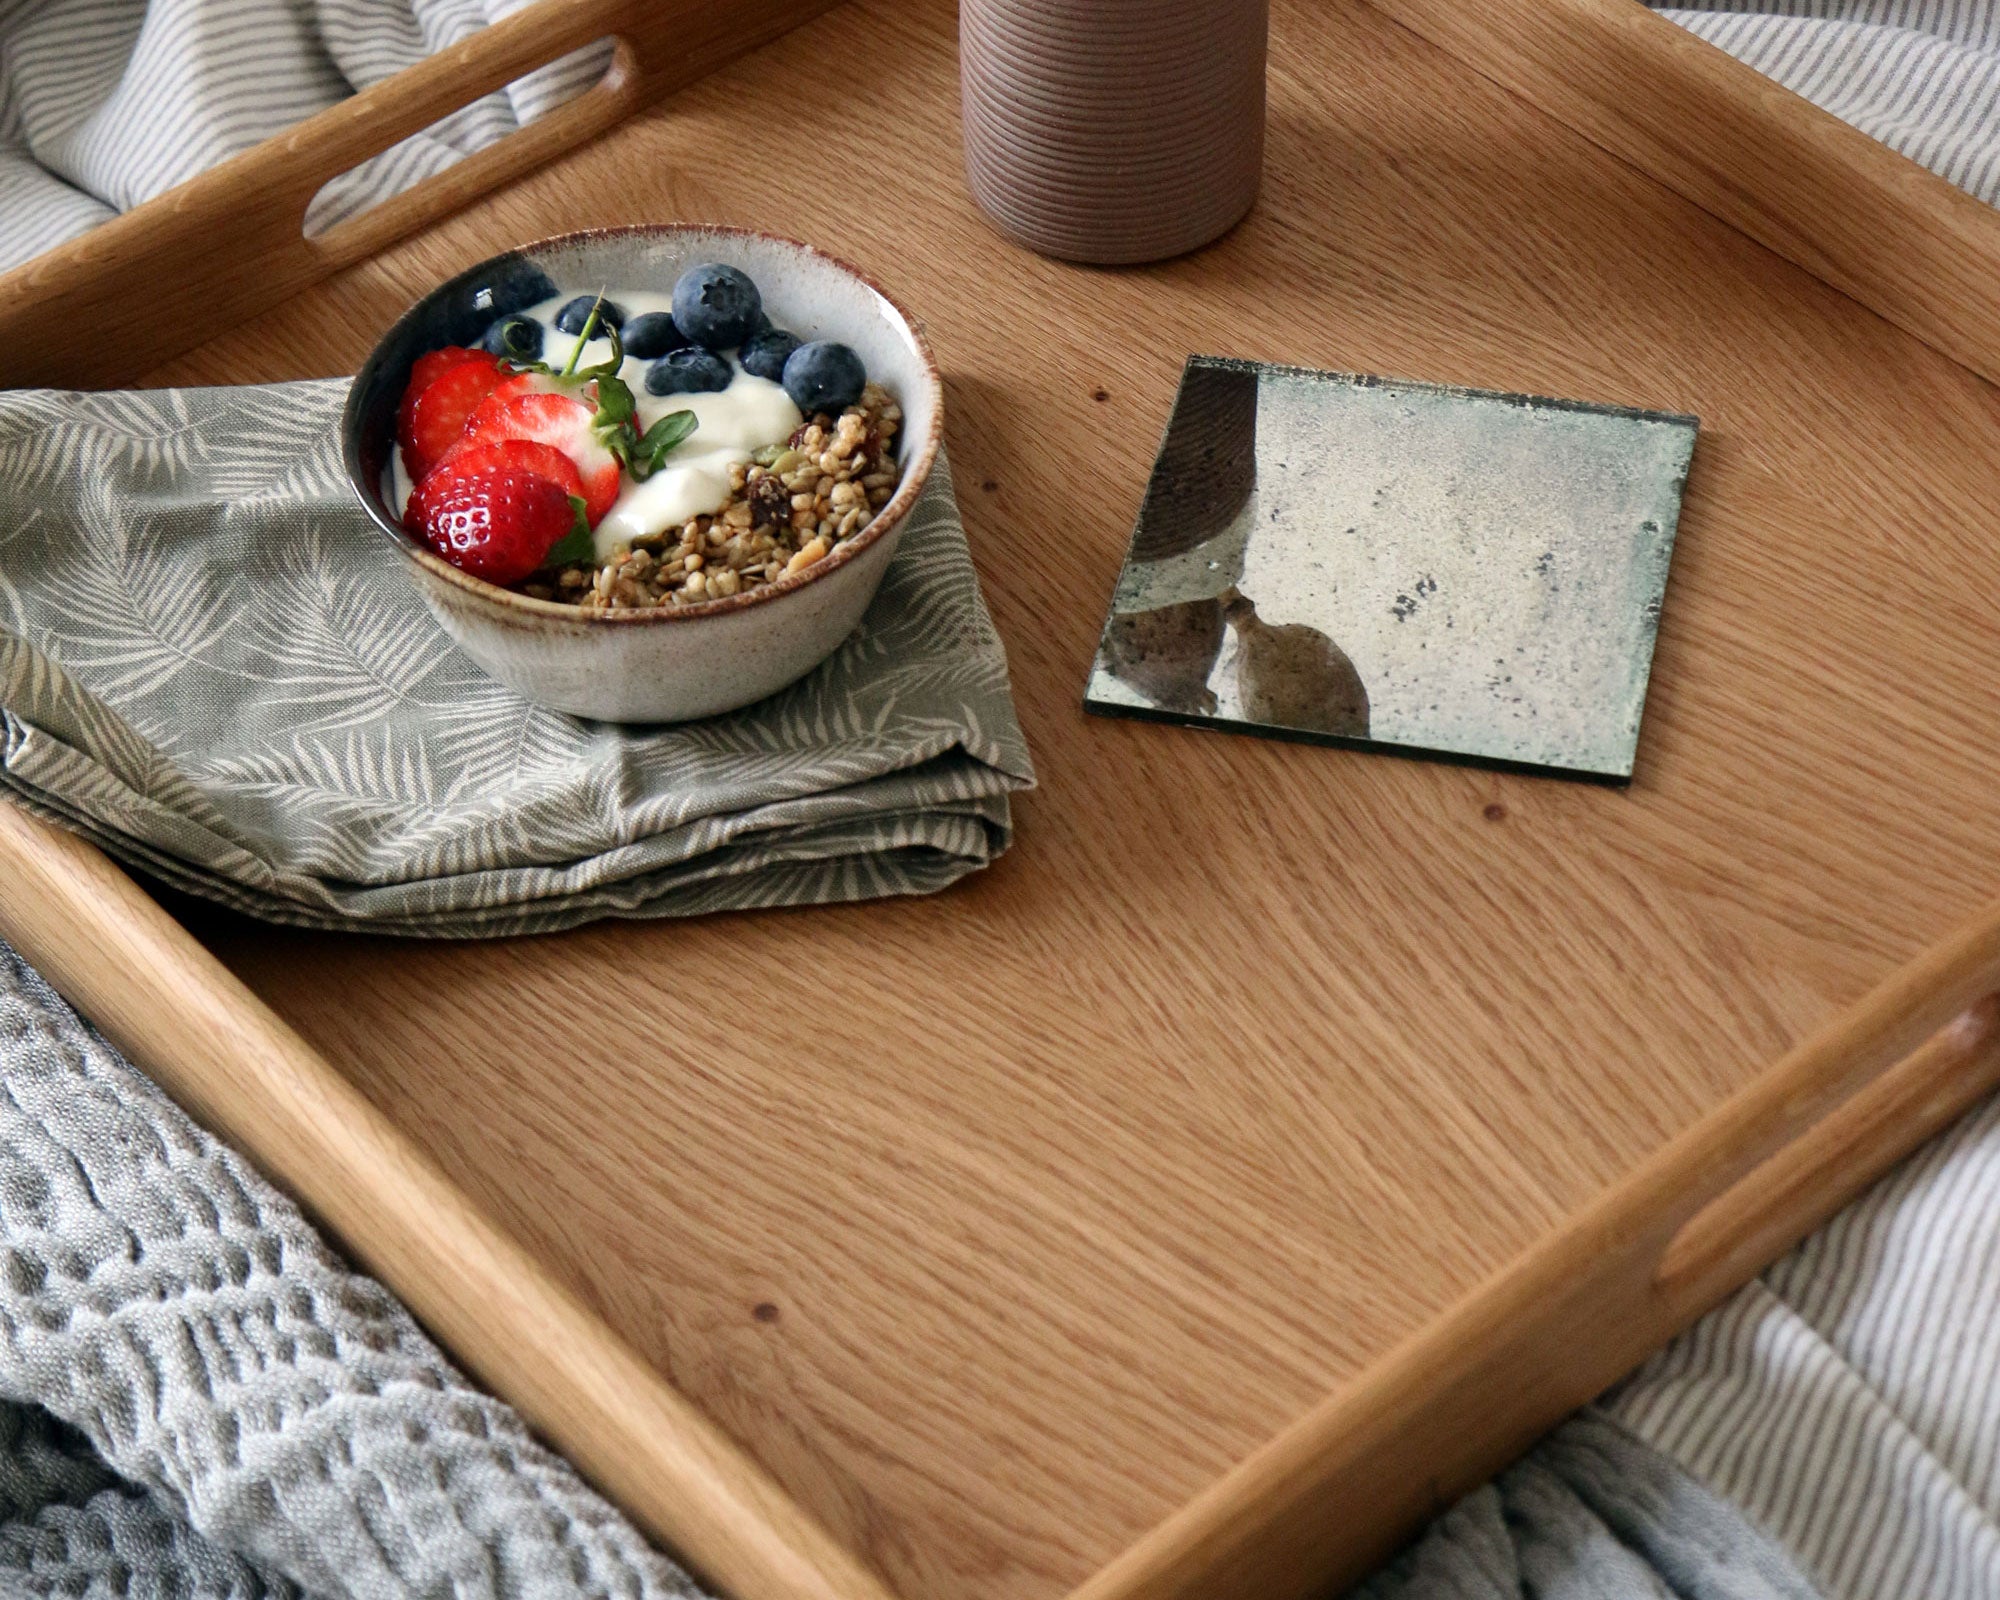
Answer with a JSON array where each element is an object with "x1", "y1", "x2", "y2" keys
[
  {"x1": 410, "y1": 345, "x2": 494, "y2": 402},
  {"x1": 402, "y1": 358, "x2": 507, "y2": 481},
  {"x1": 397, "y1": 347, "x2": 496, "y2": 458},
  {"x1": 451, "y1": 387, "x2": 620, "y2": 525},
  {"x1": 409, "y1": 464, "x2": 578, "y2": 587},
  {"x1": 435, "y1": 438, "x2": 585, "y2": 501},
  {"x1": 458, "y1": 370, "x2": 563, "y2": 438}
]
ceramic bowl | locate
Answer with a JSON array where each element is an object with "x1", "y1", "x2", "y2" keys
[{"x1": 342, "y1": 226, "x2": 943, "y2": 723}]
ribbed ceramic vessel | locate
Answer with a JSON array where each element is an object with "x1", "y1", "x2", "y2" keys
[{"x1": 960, "y1": 0, "x2": 1268, "y2": 264}]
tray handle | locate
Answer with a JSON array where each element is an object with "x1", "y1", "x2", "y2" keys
[
  {"x1": 301, "y1": 25, "x2": 647, "y2": 268},
  {"x1": 1071, "y1": 895, "x2": 2000, "y2": 1600},
  {"x1": 0, "y1": 0, "x2": 837, "y2": 388},
  {"x1": 0, "y1": 802, "x2": 897, "y2": 1600}
]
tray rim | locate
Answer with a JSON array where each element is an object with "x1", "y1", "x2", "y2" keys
[
  {"x1": 0, "y1": 0, "x2": 838, "y2": 390},
  {"x1": 5, "y1": 2, "x2": 2000, "y2": 1597}
]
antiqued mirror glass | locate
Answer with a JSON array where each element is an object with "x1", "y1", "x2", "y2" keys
[{"x1": 1085, "y1": 358, "x2": 1698, "y2": 783}]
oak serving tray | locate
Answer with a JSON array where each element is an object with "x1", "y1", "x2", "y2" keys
[{"x1": 6, "y1": 1, "x2": 2000, "y2": 1598}]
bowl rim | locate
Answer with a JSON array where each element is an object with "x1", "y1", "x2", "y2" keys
[{"x1": 340, "y1": 223, "x2": 943, "y2": 628}]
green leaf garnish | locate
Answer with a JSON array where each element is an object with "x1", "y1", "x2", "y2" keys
[
  {"x1": 542, "y1": 495, "x2": 595, "y2": 569},
  {"x1": 500, "y1": 318, "x2": 541, "y2": 363},
  {"x1": 637, "y1": 409, "x2": 699, "y2": 473},
  {"x1": 593, "y1": 373, "x2": 635, "y2": 428},
  {"x1": 579, "y1": 320, "x2": 625, "y2": 382}
]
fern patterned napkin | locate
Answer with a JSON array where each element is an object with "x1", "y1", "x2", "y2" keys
[{"x1": 0, "y1": 381, "x2": 1032, "y2": 936}]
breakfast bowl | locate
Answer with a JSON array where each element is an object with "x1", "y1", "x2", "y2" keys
[{"x1": 341, "y1": 225, "x2": 943, "y2": 723}]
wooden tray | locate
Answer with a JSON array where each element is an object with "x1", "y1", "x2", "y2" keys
[
  {"x1": 0, "y1": 0, "x2": 834, "y2": 390},
  {"x1": 7, "y1": 1, "x2": 2000, "y2": 1598}
]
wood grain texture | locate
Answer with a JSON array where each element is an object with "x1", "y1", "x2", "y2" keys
[
  {"x1": 1364, "y1": 0, "x2": 2000, "y2": 387},
  {"x1": 1073, "y1": 931, "x2": 2000, "y2": 1600},
  {"x1": 0, "y1": 803, "x2": 896, "y2": 1600},
  {"x1": 0, "y1": 0, "x2": 837, "y2": 389},
  {"x1": 16, "y1": 0, "x2": 2000, "y2": 1597}
]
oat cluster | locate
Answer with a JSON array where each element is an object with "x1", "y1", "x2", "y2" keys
[{"x1": 523, "y1": 383, "x2": 903, "y2": 610}]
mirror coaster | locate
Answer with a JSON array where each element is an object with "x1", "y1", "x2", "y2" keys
[{"x1": 1085, "y1": 358, "x2": 1699, "y2": 784}]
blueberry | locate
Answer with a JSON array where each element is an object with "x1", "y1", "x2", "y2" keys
[
  {"x1": 555, "y1": 295, "x2": 624, "y2": 334},
  {"x1": 672, "y1": 264, "x2": 763, "y2": 349},
  {"x1": 481, "y1": 314, "x2": 543, "y2": 360},
  {"x1": 740, "y1": 329, "x2": 802, "y2": 383},
  {"x1": 441, "y1": 260, "x2": 555, "y2": 348},
  {"x1": 622, "y1": 312, "x2": 688, "y2": 359},
  {"x1": 782, "y1": 341, "x2": 866, "y2": 414},
  {"x1": 645, "y1": 346, "x2": 733, "y2": 396}
]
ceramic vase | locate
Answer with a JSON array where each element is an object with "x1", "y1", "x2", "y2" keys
[{"x1": 959, "y1": 0, "x2": 1270, "y2": 264}]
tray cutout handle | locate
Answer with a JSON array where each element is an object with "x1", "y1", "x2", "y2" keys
[
  {"x1": 1655, "y1": 995, "x2": 2000, "y2": 1305},
  {"x1": 301, "y1": 20, "x2": 639, "y2": 270},
  {"x1": 1070, "y1": 895, "x2": 2000, "y2": 1600},
  {"x1": 0, "y1": 0, "x2": 841, "y2": 389}
]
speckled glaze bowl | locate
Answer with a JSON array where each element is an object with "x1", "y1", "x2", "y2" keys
[{"x1": 342, "y1": 226, "x2": 943, "y2": 723}]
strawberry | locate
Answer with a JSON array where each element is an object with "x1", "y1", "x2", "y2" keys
[
  {"x1": 459, "y1": 370, "x2": 561, "y2": 434},
  {"x1": 396, "y1": 348, "x2": 493, "y2": 462},
  {"x1": 434, "y1": 438, "x2": 584, "y2": 501},
  {"x1": 452, "y1": 385, "x2": 621, "y2": 525},
  {"x1": 405, "y1": 346, "x2": 494, "y2": 409},
  {"x1": 409, "y1": 465, "x2": 581, "y2": 587},
  {"x1": 402, "y1": 357, "x2": 509, "y2": 481}
]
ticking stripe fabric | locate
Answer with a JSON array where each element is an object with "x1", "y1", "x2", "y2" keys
[
  {"x1": 0, "y1": 0, "x2": 608, "y2": 273},
  {"x1": 1656, "y1": 2, "x2": 2000, "y2": 204},
  {"x1": 1606, "y1": 1091, "x2": 2000, "y2": 1600}
]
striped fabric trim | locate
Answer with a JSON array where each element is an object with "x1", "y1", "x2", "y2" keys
[
  {"x1": 1658, "y1": 3, "x2": 2000, "y2": 203},
  {"x1": 1606, "y1": 1090, "x2": 2000, "y2": 1599},
  {"x1": 0, "y1": 0, "x2": 611, "y2": 274}
]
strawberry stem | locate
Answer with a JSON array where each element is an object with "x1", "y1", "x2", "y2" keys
[{"x1": 561, "y1": 289, "x2": 610, "y2": 378}]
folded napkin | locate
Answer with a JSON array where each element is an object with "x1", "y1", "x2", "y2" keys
[{"x1": 0, "y1": 380, "x2": 1032, "y2": 937}]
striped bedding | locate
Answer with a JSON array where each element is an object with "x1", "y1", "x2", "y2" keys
[
  {"x1": 1607, "y1": 1091, "x2": 2000, "y2": 1599},
  {"x1": 1659, "y1": 2, "x2": 2000, "y2": 206},
  {"x1": 0, "y1": 0, "x2": 609, "y2": 274}
]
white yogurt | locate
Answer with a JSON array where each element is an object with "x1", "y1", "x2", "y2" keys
[
  {"x1": 519, "y1": 289, "x2": 802, "y2": 560},
  {"x1": 390, "y1": 288, "x2": 805, "y2": 563}
]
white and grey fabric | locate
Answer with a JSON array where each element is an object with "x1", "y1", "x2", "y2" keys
[
  {"x1": 1606, "y1": 1090, "x2": 2000, "y2": 1600},
  {"x1": 1654, "y1": 2, "x2": 2000, "y2": 205},
  {"x1": 1349, "y1": 1410, "x2": 1825, "y2": 1600},
  {"x1": 1353, "y1": 1095, "x2": 2000, "y2": 1600},
  {"x1": 0, "y1": 379, "x2": 1032, "y2": 936},
  {"x1": 0, "y1": 0, "x2": 607, "y2": 274},
  {"x1": 0, "y1": 934, "x2": 711, "y2": 1600}
]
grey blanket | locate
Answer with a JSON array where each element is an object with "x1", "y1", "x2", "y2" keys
[
  {"x1": 0, "y1": 380, "x2": 1032, "y2": 937},
  {"x1": 0, "y1": 935, "x2": 709, "y2": 1600},
  {"x1": 1351, "y1": 1412, "x2": 1821, "y2": 1600}
]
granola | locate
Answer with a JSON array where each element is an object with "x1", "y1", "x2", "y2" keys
[{"x1": 524, "y1": 384, "x2": 904, "y2": 611}]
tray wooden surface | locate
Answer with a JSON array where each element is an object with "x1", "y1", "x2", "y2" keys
[{"x1": 6, "y1": 0, "x2": 2000, "y2": 1598}]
